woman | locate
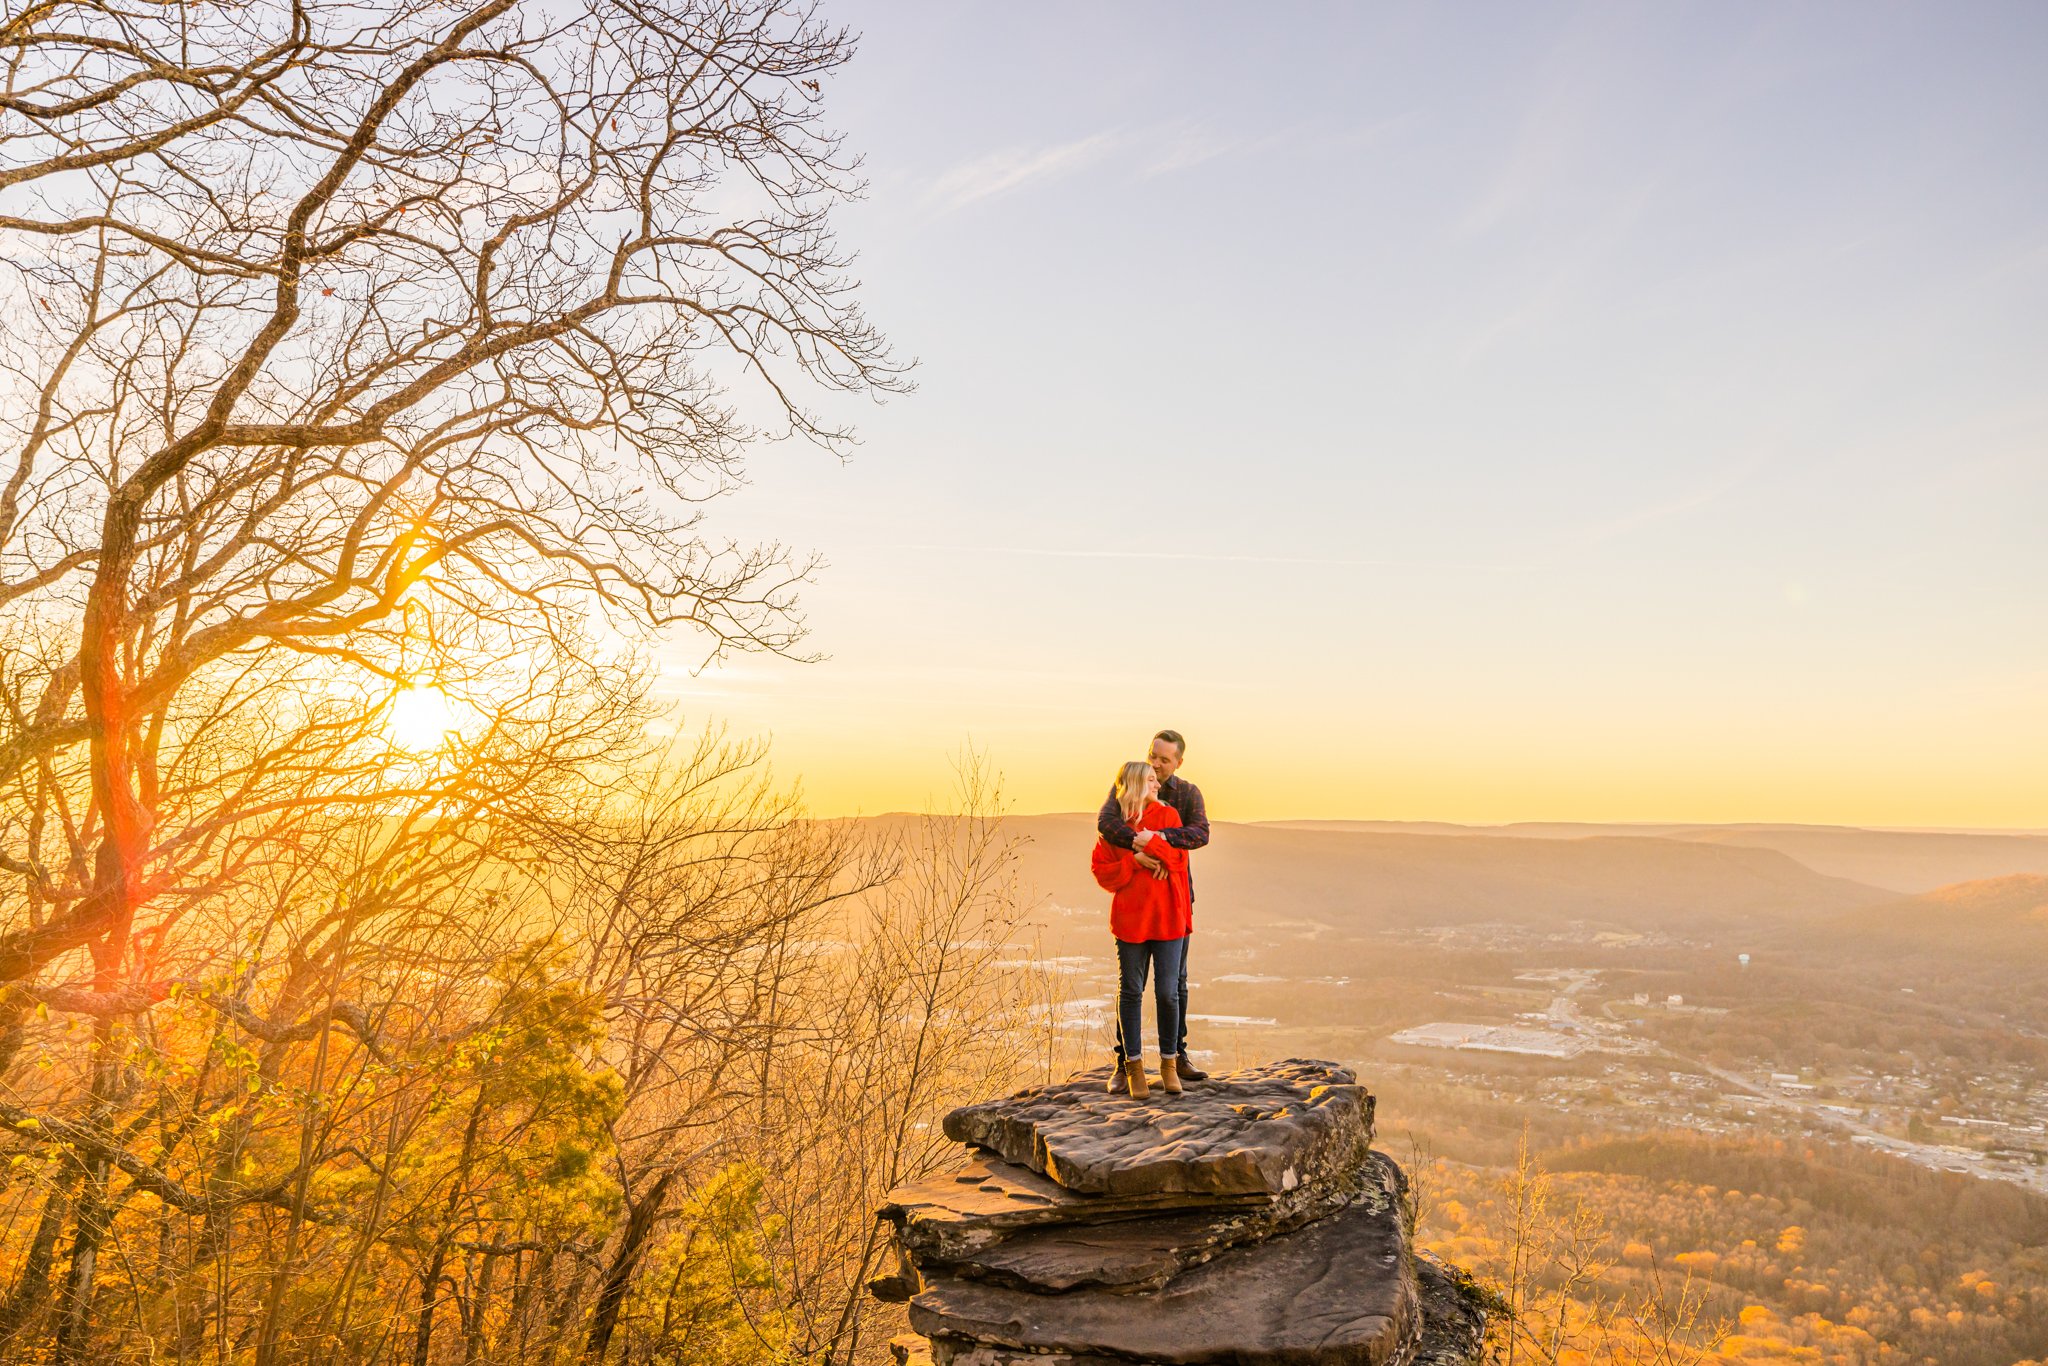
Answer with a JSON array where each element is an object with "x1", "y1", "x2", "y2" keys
[{"x1": 1091, "y1": 759, "x2": 1192, "y2": 1100}]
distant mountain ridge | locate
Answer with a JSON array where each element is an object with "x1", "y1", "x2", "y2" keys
[
  {"x1": 1252, "y1": 820, "x2": 2048, "y2": 893},
  {"x1": 830, "y1": 813, "x2": 2048, "y2": 942},
  {"x1": 985, "y1": 815, "x2": 1891, "y2": 937},
  {"x1": 1827, "y1": 873, "x2": 2048, "y2": 958}
]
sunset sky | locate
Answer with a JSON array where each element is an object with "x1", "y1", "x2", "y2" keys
[{"x1": 662, "y1": 3, "x2": 2047, "y2": 828}]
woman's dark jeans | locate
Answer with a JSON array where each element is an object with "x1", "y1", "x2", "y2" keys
[{"x1": 1115, "y1": 937, "x2": 1187, "y2": 1064}]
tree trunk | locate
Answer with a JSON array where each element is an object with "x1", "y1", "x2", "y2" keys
[
  {"x1": 50, "y1": 1159, "x2": 105, "y2": 1365},
  {"x1": 414, "y1": 1092, "x2": 487, "y2": 1366},
  {"x1": 462, "y1": 1250, "x2": 497, "y2": 1366},
  {"x1": 51, "y1": 1014, "x2": 122, "y2": 1365},
  {"x1": 583, "y1": 1169, "x2": 678, "y2": 1363},
  {"x1": 0, "y1": 1184, "x2": 70, "y2": 1344}
]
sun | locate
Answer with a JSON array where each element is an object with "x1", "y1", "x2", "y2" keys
[{"x1": 387, "y1": 684, "x2": 461, "y2": 753}]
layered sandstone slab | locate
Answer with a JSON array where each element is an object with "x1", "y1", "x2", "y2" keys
[
  {"x1": 928, "y1": 1194, "x2": 1333, "y2": 1294},
  {"x1": 876, "y1": 1152, "x2": 1346, "y2": 1295},
  {"x1": 910, "y1": 1188, "x2": 1412, "y2": 1365},
  {"x1": 940, "y1": 1057, "x2": 1373, "y2": 1197},
  {"x1": 878, "y1": 1153, "x2": 1271, "y2": 1263},
  {"x1": 873, "y1": 1059, "x2": 1485, "y2": 1366}
]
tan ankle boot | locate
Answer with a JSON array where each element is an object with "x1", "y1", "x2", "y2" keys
[
  {"x1": 1122, "y1": 1058, "x2": 1150, "y2": 1101},
  {"x1": 1158, "y1": 1055, "x2": 1183, "y2": 1095}
]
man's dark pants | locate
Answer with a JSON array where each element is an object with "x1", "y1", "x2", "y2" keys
[{"x1": 1174, "y1": 936, "x2": 1190, "y2": 1056}]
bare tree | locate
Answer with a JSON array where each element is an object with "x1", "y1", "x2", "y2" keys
[
  {"x1": 0, "y1": 1, "x2": 906, "y2": 1359},
  {"x1": 0, "y1": 0, "x2": 901, "y2": 989},
  {"x1": 754, "y1": 765, "x2": 1045, "y2": 1366},
  {"x1": 554, "y1": 731, "x2": 889, "y2": 1364}
]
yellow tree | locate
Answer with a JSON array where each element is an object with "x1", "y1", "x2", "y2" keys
[{"x1": 1464, "y1": 1132, "x2": 1731, "y2": 1366}]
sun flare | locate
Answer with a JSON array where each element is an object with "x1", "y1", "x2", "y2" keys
[{"x1": 387, "y1": 684, "x2": 460, "y2": 753}]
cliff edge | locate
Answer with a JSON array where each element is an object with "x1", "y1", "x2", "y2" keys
[{"x1": 871, "y1": 1058, "x2": 1489, "y2": 1366}]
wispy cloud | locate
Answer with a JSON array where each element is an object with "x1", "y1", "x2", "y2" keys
[
  {"x1": 924, "y1": 133, "x2": 1121, "y2": 212},
  {"x1": 1456, "y1": 91, "x2": 1588, "y2": 242},
  {"x1": 896, "y1": 543, "x2": 1529, "y2": 573},
  {"x1": 918, "y1": 115, "x2": 1410, "y2": 214},
  {"x1": 1140, "y1": 113, "x2": 1414, "y2": 180},
  {"x1": 1138, "y1": 132, "x2": 1259, "y2": 178},
  {"x1": 920, "y1": 118, "x2": 1324, "y2": 212},
  {"x1": 1455, "y1": 11, "x2": 1640, "y2": 241},
  {"x1": 1546, "y1": 447, "x2": 1772, "y2": 559}
]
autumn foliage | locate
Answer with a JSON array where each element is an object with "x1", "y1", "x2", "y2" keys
[{"x1": 1421, "y1": 1132, "x2": 2048, "y2": 1366}]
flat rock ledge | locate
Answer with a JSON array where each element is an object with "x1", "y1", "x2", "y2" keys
[
  {"x1": 872, "y1": 1059, "x2": 1488, "y2": 1366},
  {"x1": 942, "y1": 1057, "x2": 1372, "y2": 1197}
]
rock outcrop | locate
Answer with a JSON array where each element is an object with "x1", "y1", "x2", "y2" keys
[{"x1": 871, "y1": 1059, "x2": 1488, "y2": 1366}]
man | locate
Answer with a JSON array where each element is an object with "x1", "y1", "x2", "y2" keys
[{"x1": 1097, "y1": 729, "x2": 1209, "y2": 1088}]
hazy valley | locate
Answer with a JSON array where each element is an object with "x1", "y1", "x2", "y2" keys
[{"x1": 958, "y1": 815, "x2": 2048, "y2": 1365}]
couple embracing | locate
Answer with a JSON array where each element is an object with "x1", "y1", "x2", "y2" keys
[{"x1": 1090, "y1": 729, "x2": 1209, "y2": 1101}]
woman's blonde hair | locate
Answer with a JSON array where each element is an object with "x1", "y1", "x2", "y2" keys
[{"x1": 1115, "y1": 760, "x2": 1154, "y2": 823}]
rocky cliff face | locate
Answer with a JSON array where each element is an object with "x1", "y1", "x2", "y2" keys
[{"x1": 870, "y1": 1059, "x2": 1489, "y2": 1366}]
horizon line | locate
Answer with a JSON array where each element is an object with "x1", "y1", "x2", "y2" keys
[{"x1": 802, "y1": 811, "x2": 2048, "y2": 836}]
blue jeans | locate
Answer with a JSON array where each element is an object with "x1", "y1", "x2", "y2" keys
[
  {"x1": 1114, "y1": 937, "x2": 1186, "y2": 1065},
  {"x1": 1112, "y1": 935, "x2": 1193, "y2": 1062}
]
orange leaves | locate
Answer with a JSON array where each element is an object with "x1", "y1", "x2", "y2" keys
[{"x1": 1413, "y1": 1136, "x2": 2048, "y2": 1365}]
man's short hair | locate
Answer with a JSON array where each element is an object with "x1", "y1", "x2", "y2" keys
[{"x1": 1153, "y1": 729, "x2": 1186, "y2": 758}]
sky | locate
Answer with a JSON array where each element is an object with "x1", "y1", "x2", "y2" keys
[{"x1": 656, "y1": 1, "x2": 2048, "y2": 829}]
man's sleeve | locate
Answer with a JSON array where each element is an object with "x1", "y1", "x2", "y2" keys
[
  {"x1": 1097, "y1": 788, "x2": 1137, "y2": 850},
  {"x1": 1161, "y1": 782, "x2": 1210, "y2": 851}
]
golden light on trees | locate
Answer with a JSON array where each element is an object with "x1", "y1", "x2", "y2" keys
[{"x1": 0, "y1": 0, "x2": 921, "y2": 1359}]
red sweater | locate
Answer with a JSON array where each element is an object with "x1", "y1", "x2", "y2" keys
[{"x1": 1091, "y1": 800, "x2": 1192, "y2": 943}]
